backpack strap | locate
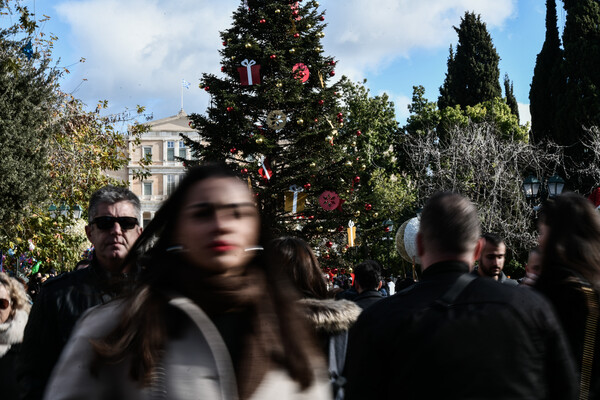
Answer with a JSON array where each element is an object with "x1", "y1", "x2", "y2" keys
[
  {"x1": 579, "y1": 285, "x2": 599, "y2": 400},
  {"x1": 435, "y1": 273, "x2": 477, "y2": 308}
]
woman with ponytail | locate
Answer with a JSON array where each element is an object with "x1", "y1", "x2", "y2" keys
[{"x1": 45, "y1": 164, "x2": 331, "y2": 400}]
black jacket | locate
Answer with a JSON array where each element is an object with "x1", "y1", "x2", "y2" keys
[
  {"x1": 352, "y1": 289, "x2": 383, "y2": 310},
  {"x1": 16, "y1": 258, "x2": 131, "y2": 400},
  {"x1": 536, "y1": 266, "x2": 600, "y2": 400},
  {"x1": 344, "y1": 261, "x2": 578, "y2": 400}
]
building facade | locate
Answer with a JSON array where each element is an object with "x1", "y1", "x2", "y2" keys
[{"x1": 128, "y1": 109, "x2": 199, "y2": 227}]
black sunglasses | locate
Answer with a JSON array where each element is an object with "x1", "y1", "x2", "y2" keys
[
  {"x1": 0, "y1": 298, "x2": 10, "y2": 310},
  {"x1": 91, "y1": 216, "x2": 139, "y2": 231}
]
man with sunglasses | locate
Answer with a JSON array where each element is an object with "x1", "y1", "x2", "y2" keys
[{"x1": 17, "y1": 185, "x2": 142, "y2": 400}]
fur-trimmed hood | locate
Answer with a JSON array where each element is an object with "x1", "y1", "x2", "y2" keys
[
  {"x1": 298, "y1": 298, "x2": 362, "y2": 335},
  {"x1": 0, "y1": 309, "x2": 28, "y2": 357}
]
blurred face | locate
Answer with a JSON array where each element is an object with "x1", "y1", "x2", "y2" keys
[
  {"x1": 478, "y1": 241, "x2": 506, "y2": 280},
  {"x1": 0, "y1": 285, "x2": 11, "y2": 323},
  {"x1": 85, "y1": 201, "x2": 142, "y2": 273},
  {"x1": 538, "y1": 223, "x2": 549, "y2": 252},
  {"x1": 526, "y1": 251, "x2": 542, "y2": 276},
  {"x1": 174, "y1": 177, "x2": 260, "y2": 276}
]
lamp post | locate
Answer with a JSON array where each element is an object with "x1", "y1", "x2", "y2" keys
[{"x1": 522, "y1": 174, "x2": 565, "y2": 209}]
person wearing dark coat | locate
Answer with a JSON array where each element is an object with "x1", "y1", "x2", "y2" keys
[
  {"x1": 268, "y1": 237, "x2": 362, "y2": 400},
  {"x1": 351, "y1": 260, "x2": 384, "y2": 310},
  {"x1": 0, "y1": 272, "x2": 31, "y2": 400},
  {"x1": 535, "y1": 193, "x2": 600, "y2": 399},
  {"x1": 17, "y1": 186, "x2": 142, "y2": 400},
  {"x1": 344, "y1": 192, "x2": 578, "y2": 400}
]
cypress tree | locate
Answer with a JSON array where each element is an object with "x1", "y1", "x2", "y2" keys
[
  {"x1": 438, "y1": 12, "x2": 502, "y2": 110},
  {"x1": 529, "y1": 0, "x2": 564, "y2": 145},
  {"x1": 504, "y1": 73, "x2": 520, "y2": 123},
  {"x1": 560, "y1": 0, "x2": 600, "y2": 191}
]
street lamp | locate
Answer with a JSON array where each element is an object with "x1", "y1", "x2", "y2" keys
[
  {"x1": 522, "y1": 174, "x2": 565, "y2": 208},
  {"x1": 382, "y1": 219, "x2": 394, "y2": 241},
  {"x1": 547, "y1": 175, "x2": 565, "y2": 198},
  {"x1": 522, "y1": 175, "x2": 541, "y2": 199}
]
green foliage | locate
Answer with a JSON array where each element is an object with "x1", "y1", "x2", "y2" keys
[
  {"x1": 438, "y1": 12, "x2": 502, "y2": 110},
  {"x1": 185, "y1": 1, "x2": 414, "y2": 269},
  {"x1": 503, "y1": 74, "x2": 519, "y2": 122},
  {"x1": 405, "y1": 86, "x2": 528, "y2": 143}
]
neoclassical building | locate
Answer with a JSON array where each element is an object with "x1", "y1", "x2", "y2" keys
[{"x1": 128, "y1": 109, "x2": 199, "y2": 227}]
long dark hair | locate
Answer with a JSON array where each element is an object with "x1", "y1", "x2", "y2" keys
[
  {"x1": 91, "y1": 164, "x2": 318, "y2": 389},
  {"x1": 537, "y1": 192, "x2": 600, "y2": 289},
  {"x1": 268, "y1": 237, "x2": 329, "y2": 300}
]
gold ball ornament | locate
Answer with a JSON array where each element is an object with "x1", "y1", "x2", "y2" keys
[
  {"x1": 307, "y1": 24, "x2": 312, "y2": 28},
  {"x1": 276, "y1": 81, "x2": 283, "y2": 88},
  {"x1": 245, "y1": 43, "x2": 252, "y2": 48},
  {"x1": 354, "y1": 210, "x2": 361, "y2": 217},
  {"x1": 309, "y1": 162, "x2": 317, "y2": 169},
  {"x1": 315, "y1": 1, "x2": 319, "y2": 6},
  {"x1": 315, "y1": 47, "x2": 322, "y2": 52},
  {"x1": 275, "y1": 9, "x2": 281, "y2": 13},
  {"x1": 352, "y1": 141, "x2": 357, "y2": 147},
  {"x1": 373, "y1": 212, "x2": 379, "y2": 218},
  {"x1": 338, "y1": 122, "x2": 344, "y2": 127},
  {"x1": 345, "y1": 160, "x2": 353, "y2": 167},
  {"x1": 361, "y1": 164, "x2": 367, "y2": 171},
  {"x1": 289, "y1": 48, "x2": 296, "y2": 54},
  {"x1": 255, "y1": 136, "x2": 264, "y2": 144},
  {"x1": 231, "y1": 56, "x2": 236, "y2": 60},
  {"x1": 317, "y1": 226, "x2": 324, "y2": 232},
  {"x1": 297, "y1": 118, "x2": 304, "y2": 125},
  {"x1": 342, "y1": 247, "x2": 347, "y2": 254}
]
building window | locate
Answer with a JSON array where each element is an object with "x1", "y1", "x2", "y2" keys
[
  {"x1": 167, "y1": 174, "x2": 177, "y2": 196},
  {"x1": 143, "y1": 146, "x2": 152, "y2": 158},
  {"x1": 179, "y1": 141, "x2": 186, "y2": 159},
  {"x1": 143, "y1": 182, "x2": 152, "y2": 196},
  {"x1": 167, "y1": 141, "x2": 175, "y2": 161}
]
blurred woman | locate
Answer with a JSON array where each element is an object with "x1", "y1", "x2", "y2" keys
[
  {"x1": 0, "y1": 272, "x2": 31, "y2": 399},
  {"x1": 45, "y1": 164, "x2": 331, "y2": 400},
  {"x1": 268, "y1": 237, "x2": 361, "y2": 400},
  {"x1": 536, "y1": 192, "x2": 600, "y2": 399}
]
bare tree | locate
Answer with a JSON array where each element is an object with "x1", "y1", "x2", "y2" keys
[{"x1": 400, "y1": 122, "x2": 563, "y2": 260}]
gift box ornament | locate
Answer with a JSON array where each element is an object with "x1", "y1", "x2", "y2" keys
[
  {"x1": 284, "y1": 185, "x2": 308, "y2": 213},
  {"x1": 347, "y1": 220, "x2": 357, "y2": 247},
  {"x1": 238, "y1": 59, "x2": 261, "y2": 86}
]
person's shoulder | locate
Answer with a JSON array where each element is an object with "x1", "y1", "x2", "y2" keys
[
  {"x1": 41, "y1": 267, "x2": 93, "y2": 290},
  {"x1": 71, "y1": 299, "x2": 127, "y2": 339},
  {"x1": 298, "y1": 298, "x2": 362, "y2": 334}
]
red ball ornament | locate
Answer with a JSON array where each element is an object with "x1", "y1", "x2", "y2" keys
[
  {"x1": 314, "y1": 118, "x2": 319, "y2": 122},
  {"x1": 337, "y1": 225, "x2": 344, "y2": 232},
  {"x1": 229, "y1": 148, "x2": 236, "y2": 153},
  {"x1": 270, "y1": 54, "x2": 277, "y2": 59},
  {"x1": 221, "y1": 66, "x2": 225, "y2": 72},
  {"x1": 365, "y1": 203, "x2": 373, "y2": 211},
  {"x1": 337, "y1": 112, "x2": 343, "y2": 117},
  {"x1": 356, "y1": 130, "x2": 362, "y2": 136},
  {"x1": 319, "y1": 16, "x2": 325, "y2": 21},
  {"x1": 227, "y1": 106, "x2": 234, "y2": 112},
  {"x1": 330, "y1": 70, "x2": 335, "y2": 76},
  {"x1": 309, "y1": 215, "x2": 315, "y2": 219},
  {"x1": 326, "y1": 241, "x2": 333, "y2": 248},
  {"x1": 304, "y1": 183, "x2": 311, "y2": 189},
  {"x1": 294, "y1": 33, "x2": 300, "y2": 38},
  {"x1": 325, "y1": 254, "x2": 331, "y2": 260},
  {"x1": 222, "y1": 41, "x2": 227, "y2": 46},
  {"x1": 330, "y1": 60, "x2": 336, "y2": 66},
  {"x1": 384, "y1": 227, "x2": 391, "y2": 233},
  {"x1": 353, "y1": 176, "x2": 360, "y2": 184},
  {"x1": 259, "y1": 18, "x2": 266, "y2": 24},
  {"x1": 318, "y1": 99, "x2": 324, "y2": 105},
  {"x1": 204, "y1": 86, "x2": 210, "y2": 91},
  {"x1": 292, "y1": 10, "x2": 299, "y2": 16},
  {"x1": 241, "y1": 168, "x2": 248, "y2": 174}
]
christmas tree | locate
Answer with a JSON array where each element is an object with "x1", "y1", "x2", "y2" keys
[{"x1": 186, "y1": 0, "x2": 406, "y2": 270}]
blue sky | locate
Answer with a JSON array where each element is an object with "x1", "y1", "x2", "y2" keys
[{"x1": 12, "y1": 0, "x2": 566, "y2": 125}]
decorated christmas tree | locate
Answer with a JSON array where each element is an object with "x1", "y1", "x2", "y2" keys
[{"x1": 186, "y1": 0, "x2": 408, "y2": 269}]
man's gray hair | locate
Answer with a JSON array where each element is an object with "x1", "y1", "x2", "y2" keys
[
  {"x1": 88, "y1": 185, "x2": 141, "y2": 223},
  {"x1": 419, "y1": 192, "x2": 481, "y2": 255}
]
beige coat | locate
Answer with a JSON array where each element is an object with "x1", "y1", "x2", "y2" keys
[{"x1": 44, "y1": 296, "x2": 332, "y2": 400}]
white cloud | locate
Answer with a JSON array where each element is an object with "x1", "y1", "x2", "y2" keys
[
  {"x1": 320, "y1": 0, "x2": 516, "y2": 81},
  {"x1": 55, "y1": 0, "x2": 239, "y2": 117}
]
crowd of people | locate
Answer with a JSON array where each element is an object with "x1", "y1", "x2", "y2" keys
[{"x1": 0, "y1": 163, "x2": 598, "y2": 399}]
